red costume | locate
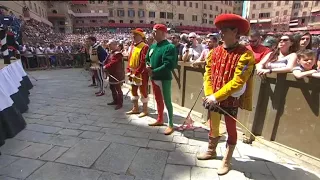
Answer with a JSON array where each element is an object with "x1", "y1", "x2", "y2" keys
[
  {"x1": 104, "y1": 50, "x2": 125, "y2": 110},
  {"x1": 198, "y1": 14, "x2": 255, "y2": 176}
]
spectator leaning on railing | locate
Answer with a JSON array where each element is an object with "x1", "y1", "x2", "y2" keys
[
  {"x1": 256, "y1": 34, "x2": 299, "y2": 76},
  {"x1": 292, "y1": 49, "x2": 320, "y2": 79}
]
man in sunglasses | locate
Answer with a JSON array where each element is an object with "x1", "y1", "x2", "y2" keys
[
  {"x1": 199, "y1": 14, "x2": 255, "y2": 175},
  {"x1": 246, "y1": 30, "x2": 271, "y2": 64}
]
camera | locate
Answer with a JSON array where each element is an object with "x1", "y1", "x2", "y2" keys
[{"x1": 186, "y1": 40, "x2": 193, "y2": 48}]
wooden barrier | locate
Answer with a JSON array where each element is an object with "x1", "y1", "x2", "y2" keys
[{"x1": 123, "y1": 56, "x2": 320, "y2": 158}]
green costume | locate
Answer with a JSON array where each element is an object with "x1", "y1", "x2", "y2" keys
[{"x1": 146, "y1": 40, "x2": 177, "y2": 127}]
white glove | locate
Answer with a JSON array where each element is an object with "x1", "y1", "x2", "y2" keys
[{"x1": 205, "y1": 95, "x2": 217, "y2": 104}]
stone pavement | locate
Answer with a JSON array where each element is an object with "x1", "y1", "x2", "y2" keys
[{"x1": 0, "y1": 68, "x2": 320, "y2": 180}]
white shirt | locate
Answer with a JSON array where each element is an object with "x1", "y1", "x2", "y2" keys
[{"x1": 182, "y1": 44, "x2": 204, "y2": 62}]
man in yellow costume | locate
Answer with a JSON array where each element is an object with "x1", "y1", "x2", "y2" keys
[
  {"x1": 126, "y1": 28, "x2": 149, "y2": 118},
  {"x1": 198, "y1": 14, "x2": 255, "y2": 175}
]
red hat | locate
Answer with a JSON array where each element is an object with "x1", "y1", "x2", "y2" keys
[
  {"x1": 131, "y1": 28, "x2": 145, "y2": 38},
  {"x1": 153, "y1": 24, "x2": 168, "y2": 33},
  {"x1": 214, "y1": 14, "x2": 250, "y2": 36}
]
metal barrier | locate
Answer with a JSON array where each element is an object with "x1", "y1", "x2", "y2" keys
[{"x1": 20, "y1": 53, "x2": 87, "y2": 70}]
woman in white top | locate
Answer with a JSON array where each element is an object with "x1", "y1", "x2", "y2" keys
[{"x1": 256, "y1": 34, "x2": 299, "y2": 76}]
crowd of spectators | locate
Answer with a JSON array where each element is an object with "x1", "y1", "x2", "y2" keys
[{"x1": 16, "y1": 17, "x2": 320, "y2": 78}]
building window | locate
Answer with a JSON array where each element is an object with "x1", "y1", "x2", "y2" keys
[
  {"x1": 159, "y1": 0, "x2": 162, "y2": 3},
  {"x1": 276, "y1": 11, "x2": 279, "y2": 16},
  {"x1": 184, "y1": 1, "x2": 186, "y2": 6},
  {"x1": 196, "y1": 3, "x2": 198, "y2": 8},
  {"x1": 140, "y1": 20, "x2": 143, "y2": 23},
  {"x1": 109, "y1": 9, "x2": 113, "y2": 17},
  {"x1": 117, "y1": 9, "x2": 124, "y2": 17},
  {"x1": 118, "y1": 1, "x2": 122, "y2": 4},
  {"x1": 167, "y1": 12, "x2": 173, "y2": 19},
  {"x1": 167, "y1": 0, "x2": 171, "y2": 4},
  {"x1": 160, "y1": 11, "x2": 166, "y2": 18},
  {"x1": 177, "y1": 1, "x2": 180, "y2": 6},
  {"x1": 138, "y1": 9, "x2": 144, "y2": 17},
  {"x1": 192, "y1": 15, "x2": 197, "y2": 21},
  {"x1": 277, "y1": 1, "x2": 281, "y2": 6},
  {"x1": 128, "y1": 1, "x2": 133, "y2": 5},
  {"x1": 210, "y1": 5, "x2": 212, "y2": 10},
  {"x1": 91, "y1": 10, "x2": 95, "y2": 13},
  {"x1": 261, "y1": 3, "x2": 265, "y2": 8},
  {"x1": 229, "y1": 1, "x2": 232, "y2": 6},
  {"x1": 304, "y1": 2, "x2": 308, "y2": 7},
  {"x1": 128, "y1": 9, "x2": 135, "y2": 17},
  {"x1": 120, "y1": 20, "x2": 123, "y2": 23},
  {"x1": 216, "y1": 6, "x2": 218, "y2": 11},
  {"x1": 302, "y1": 11, "x2": 307, "y2": 16},
  {"x1": 253, "y1": 4, "x2": 256, "y2": 9},
  {"x1": 252, "y1": 14, "x2": 255, "y2": 18},
  {"x1": 259, "y1": 12, "x2": 270, "y2": 18},
  {"x1": 98, "y1": 0, "x2": 103, "y2": 4},
  {"x1": 150, "y1": 21, "x2": 154, "y2": 24},
  {"x1": 178, "y1": 13, "x2": 184, "y2": 20},
  {"x1": 130, "y1": 20, "x2": 134, "y2": 23},
  {"x1": 285, "y1": 1, "x2": 289, "y2": 5},
  {"x1": 189, "y1": 2, "x2": 192, "y2": 7},
  {"x1": 294, "y1": 12, "x2": 298, "y2": 16},
  {"x1": 202, "y1": 19, "x2": 207, "y2": 24},
  {"x1": 283, "y1": 10, "x2": 287, "y2": 15},
  {"x1": 98, "y1": 10, "x2": 103, "y2": 13},
  {"x1": 294, "y1": 3, "x2": 300, "y2": 9},
  {"x1": 209, "y1": 20, "x2": 213, "y2": 24},
  {"x1": 268, "y1": 3, "x2": 272, "y2": 8},
  {"x1": 139, "y1": 0, "x2": 143, "y2": 5},
  {"x1": 204, "y1": 4, "x2": 207, "y2": 9},
  {"x1": 90, "y1": 20, "x2": 96, "y2": 23},
  {"x1": 149, "y1": 11, "x2": 156, "y2": 18},
  {"x1": 34, "y1": 3, "x2": 37, "y2": 13},
  {"x1": 209, "y1": 14, "x2": 213, "y2": 18},
  {"x1": 225, "y1": 9, "x2": 227, "y2": 13},
  {"x1": 316, "y1": 2, "x2": 319, "y2": 6}
]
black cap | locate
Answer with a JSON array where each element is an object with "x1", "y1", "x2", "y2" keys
[{"x1": 0, "y1": 5, "x2": 9, "y2": 11}]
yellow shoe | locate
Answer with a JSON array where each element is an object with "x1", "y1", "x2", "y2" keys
[
  {"x1": 148, "y1": 121, "x2": 164, "y2": 126},
  {"x1": 164, "y1": 127, "x2": 174, "y2": 135}
]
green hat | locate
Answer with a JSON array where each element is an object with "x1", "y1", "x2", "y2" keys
[
  {"x1": 262, "y1": 36, "x2": 277, "y2": 48},
  {"x1": 0, "y1": 5, "x2": 9, "y2": 11}
]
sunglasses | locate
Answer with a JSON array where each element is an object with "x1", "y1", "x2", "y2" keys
[
  {"x1": 279, "y1": 38, "x2": 289, "y2": 42},
  {"x1": 249, "y1": 39, "x2": 257, "y2": 43},
  {"x1": 189, "y1": 37, "x2": 195, "y2": 39}
]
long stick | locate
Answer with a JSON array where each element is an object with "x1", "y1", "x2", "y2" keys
[{"x1": 212, "y1": 104, "x2": 258, "y2": 140}]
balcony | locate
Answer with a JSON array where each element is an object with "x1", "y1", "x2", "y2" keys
[
  {"x1": 70, "y1": 0, "x2": 88, "y2": 5},
  {"x1": 47, "y1": 13, "x2": 66, "y2": 18},
  {"x1": 68, "y1": 10, "x2": 109, "y2": 17}
]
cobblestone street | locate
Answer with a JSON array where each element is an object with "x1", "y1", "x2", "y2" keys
[{"x1": 0, "y1": 69, "x2": 319, "y2": 180}]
